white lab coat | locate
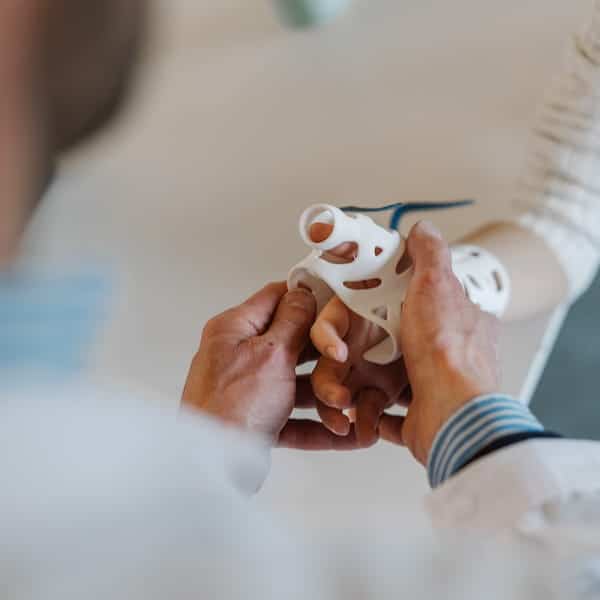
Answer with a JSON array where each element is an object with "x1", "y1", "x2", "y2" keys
[{"x1": 1, "y1": 385, "x2": 599, "y2": 600}]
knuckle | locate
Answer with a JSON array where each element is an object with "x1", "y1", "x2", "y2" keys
[
  {"x1": 418, "y1": 267, "x2": 447, "y2": 292},
  {"x1": 282, "y1": 303, "x2": 313, "y2": 328},
  {"x1": 418, "y1": 267, "x2": 441, "y2": 290},
  {"x1": 430, "y1": 332, "x2": 458, "y2": 366},
  {"x1": 265, "y1": 281, "x2": 284, "y2": 292},
  {"x1": 202, "y1": 315, "x2": 224, "y2": 337},
  {"x1": 203, "y1": 308, "x2": 241, "y2": 338},
  {"x1": 431, "y1": 331, "x2": 452, "y2": 353},
  {"x1": 258, "y1": 281, "x2": 288, "y2": 301},
  {"x1": 284, "y1": 290, "x2": 316, "y2": 318}
]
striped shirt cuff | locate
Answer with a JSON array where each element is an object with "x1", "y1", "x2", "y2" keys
[{"x1": 427, "y1": 395, "x2": 544, "y2": 488}]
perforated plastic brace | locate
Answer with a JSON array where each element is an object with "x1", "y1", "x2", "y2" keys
[{"x1": 288, "y1": 205, "x2": 511, "y2": 365}]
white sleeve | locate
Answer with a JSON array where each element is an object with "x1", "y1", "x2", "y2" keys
[
  {"x1": 2, "y1": 388, "x2": 597, "y2": 599},
  {"x1": 515, "y1": 0, "x2": 600, "y2": 301},
  {"x1": 179, "y1": 406, "x2": 272, "y2": 496},
  {"x1": 425, "y1": 439, "x2": 600, "y2": 535},
  {"x1": 0, "y1": 387, "x2": 302, "y2": 600}
]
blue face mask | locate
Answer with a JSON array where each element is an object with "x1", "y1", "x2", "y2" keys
[{"x1": 0, "y1": 270, "x2": 110, "y2": 384}]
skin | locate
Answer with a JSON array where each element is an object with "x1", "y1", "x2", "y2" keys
[
  {"x1": 308, "y1": 222, "x2": 568, "y2": 457},
  {"x1": 379, "y1": 222, "x2": 500, "y2": 464},
  {"x1": 182, "y1": 283, "x2": 366, "y2": 450},
  {"x1": 309, "y1": 222, "x2": 500, "y2": 463},
  {"x1": 183, "y1": 223, "x2": 501, "y2": 463}
]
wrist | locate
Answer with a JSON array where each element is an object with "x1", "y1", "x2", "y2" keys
[
  {"x1": 426, "y1": 394, "x2": 543, "y2": 488},
  {"x1": 421, "y1": 383, "x2": 494, "y2": 442}
]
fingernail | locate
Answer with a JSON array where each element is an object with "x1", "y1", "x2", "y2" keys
[
  {"x1": 336, "y1": 420, "x2": 350, "y2": 436},
  {"x1": 325, "y1": 346, "x2": 338, "y2": 360},
  {"x1": 417, "y1": 220, "x2": 442, "y2": 239},
  {"x1": 327, "y1": 343, "x2": 348, "y2": 363}
]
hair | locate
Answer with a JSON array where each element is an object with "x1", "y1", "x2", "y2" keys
[
  {"x1": 0, "y1": 0, "x2": 149, "y2": 244},
  {"x1": 42, "y1": 0, "x2": 149, "y2": 151}
]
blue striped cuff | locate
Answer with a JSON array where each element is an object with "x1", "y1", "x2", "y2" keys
[{"x1": 427, "y1": 395, "x2": 543, "y2": 488}]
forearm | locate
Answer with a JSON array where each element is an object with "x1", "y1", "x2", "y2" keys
[
  {"x1": 460, "y1": 1, "x2": 600, "y2": 320},
  {"x1": 460, "y1": 222, "x2": 568, "y2": 320}
]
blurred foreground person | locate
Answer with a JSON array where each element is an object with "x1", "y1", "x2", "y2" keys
[
  {"x1": 3, "y1": 223, "x2": 600, "y2": 599},
  {"x1": 2, "y1": 1, "x2": 600, "y2": 599}
]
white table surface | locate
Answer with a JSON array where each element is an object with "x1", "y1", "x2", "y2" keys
[{"x1": 25, "y1": 0, "x2": 587, "y2": 531}]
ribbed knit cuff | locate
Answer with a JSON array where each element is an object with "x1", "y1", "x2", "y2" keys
[{"x1": 427, "y1": 395, "x2": 543, "y2": 488}]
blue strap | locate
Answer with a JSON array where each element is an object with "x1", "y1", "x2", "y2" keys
[{"x1": 340, "y1": 200, "x2": 474, "y2": 230}]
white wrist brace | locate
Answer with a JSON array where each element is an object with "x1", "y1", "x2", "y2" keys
[{"x1": 288, "y1": 205, "x2": 510, "y2": 365}]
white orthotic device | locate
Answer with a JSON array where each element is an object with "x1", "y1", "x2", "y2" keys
[{"x1": 288, "y1": 204, "x2": 511, "y2": 365}]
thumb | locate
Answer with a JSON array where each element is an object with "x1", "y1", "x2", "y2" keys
[
  {"x1": 406, "y1": 220, "x2": 452, "y2": 276},
  {"x1": 265, "y1": 288, "x2": 316, "y2": 358}
]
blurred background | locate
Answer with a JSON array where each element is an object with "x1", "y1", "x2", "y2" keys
[{"x1": 20, "y1": 0, "x2": 596, "y2": 532}]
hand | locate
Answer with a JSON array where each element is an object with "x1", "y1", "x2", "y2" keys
[
  {"x1": 310, "y1": 298, "x2": 409, "y2": 447},
  {"x1": 379, "y1": 222, "x2": 501, "y2": 465},
  {"x1": 307, "y1": 222, "x2": 409, "y2": 448},
  {"x1": 182, "y1": 282, "x2": 364, "y2": 449}
]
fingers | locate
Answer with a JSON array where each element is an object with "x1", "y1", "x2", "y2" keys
[
  {"x1": 297, "y1": 372, "x2": 351, "y2": 436},
  {"x1": 265, "y1": 288, "x2": 317, "y2": 358},
  {"x1": 317, "y1": 400, "x2": 350, "y2": 436},
  {"x1": 310, "y1": 296, "x2": 350, "y2": 362},
  {"x1": 278, "y1": 420, "x2": 360, "y2": 451},
  {"x1": 345, "y1": 358, "x2": 409, "y2": 407},
  {"x1": 379, "y1": 414, "x2": 406, "y2": 446},
  {"x1": 354, "y1": 388, "x2": 388, "y2": 448},
  {"x1": 406, "y1": 221, "x2": 452, "y2": 276},
  {"x1": 223, "y1": 282, "x2": 289, "y2": 338},
  {"x1": 309, "y1": 222, "x2": 333, "y2": 243},
  {"x1": 309, "y1": 223, "x2": 357, "y2": 263},
  {"x1": 403, "y1": 222, "x2": 461, "y2": 326},
  {"x1": 311, "y1": 356, "x2": 352, "y2": 409}
]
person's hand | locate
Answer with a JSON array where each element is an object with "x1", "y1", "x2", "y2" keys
[
  {"x1": 307, "y1": 220, "x2": 500, "y2": 462},
  {"x1": 379, "y1": 222, "x2": 500, "y2": 465},
  {"x1": 310, "y1": 297, "x2": 408, "y2": 447},
  {"x1": 305, "y1": 223, "x2": 409, "y2": 448},
  {"x1": 182, "y1": 282, "x2": 364, "y2": 450}
]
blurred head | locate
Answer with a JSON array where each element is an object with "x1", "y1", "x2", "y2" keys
[
  {"x1": 44, "y1": 0, "x2": 148, "y2": 151},
  {"x1": 0, "y1": 0, "x2": 148, "y2": 265}
]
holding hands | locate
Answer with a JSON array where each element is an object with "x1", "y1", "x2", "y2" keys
[
  {"x1": 183, "y1": 221, "x2": 501, "y2": 465},
  {"x1": 183, "y1": 282, "x2": 366, "y2": 450}
]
